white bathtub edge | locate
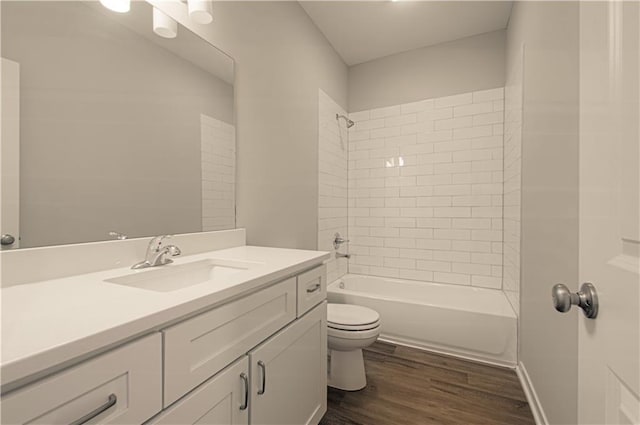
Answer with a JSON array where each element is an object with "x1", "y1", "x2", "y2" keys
[
  {"x1": 516, "y1": 361, "x2": 549, "y2": 425},
  {"x1": 378, "y1": 336, "x2": 517, "y2": 369}
]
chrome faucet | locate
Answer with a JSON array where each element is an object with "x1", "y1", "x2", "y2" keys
[{"x1": 131, "y1": 235, "x2": 181, "y2": 269}]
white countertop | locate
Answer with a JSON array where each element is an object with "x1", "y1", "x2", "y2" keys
[{"x1": 1, "y1": 245, "x2": 329, "y2": 388}]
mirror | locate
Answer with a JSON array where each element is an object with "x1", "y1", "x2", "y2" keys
[{"x1": 0, "y1": 1, "x2": 235, "y2": 249}]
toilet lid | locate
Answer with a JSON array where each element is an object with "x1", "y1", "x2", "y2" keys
[{"x1": 327, "y1": 304, "x2": 380, "y2": 330}]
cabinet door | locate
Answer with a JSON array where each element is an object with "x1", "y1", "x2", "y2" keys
[
  {"x1": 249, "y1": 302, "x2": 327, "y2": 425},
  {"x1": 1, "y1": 333, "x2": 162, "y2": 425},
  {"x1": 147, "y1": 357, "x2": 249, "y2": 425}
]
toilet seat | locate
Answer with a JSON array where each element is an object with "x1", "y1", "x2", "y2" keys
[
  {"x1": 327, "y1": 304, "x2": 380, "y2": 331},
  {"x1": 328, "y1": 326, "x2": 381, "y2": 340}
]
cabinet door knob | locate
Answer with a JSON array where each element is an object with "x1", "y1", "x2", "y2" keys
[{"x1": 257, "y1": 360, "x2": 266, "y2": 395}]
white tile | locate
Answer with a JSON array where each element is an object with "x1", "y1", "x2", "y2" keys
[
  {"x1": 385, "y1": 114, "x2": 417, "y2": 128},
  {"x1": 417, "y1": 239, "x2": 452, "y2": 250},
  {"x1": 371, "y1": 126, "x2": 402, "y2": 139},
  {"x1": 453, "y1": 102, "x2": 493, "y2": 117},
  {"x1": 473, "y1": 111, "x2": 504, "y2": 126},
  {"x1": 433, "y1": 272, "x2": 471, "y2": 285},
  {"x1": 471, "y1": 253, "x2": 502, "y2": 265},
  {"x1": 434, "y1": 207, "x2": 471, "y2": 218},
  {"x1": 417, "y1": 260, "x2": 451, "y2": 272},
  {"x1": 452, "y1": 218, "x2": 492, "y2": 229},
  {"x1": 419, "y1": 130, "x2": 453, "y2": 143},
  {"x1": 435, "y1": 116, "x2": 473, "y2": 130},
  {"x1": 385, "y1": 257, "x2": 416, "y2": 269},
  {"x1": 399, "y1": 269, "x2": 434, "y2": 281},
  {"x1": 453, "y1": 125, "x2": 493, "y2": 140},
  {"x1": 434, "y1": 229, "x2": 471, "y2": 240}
]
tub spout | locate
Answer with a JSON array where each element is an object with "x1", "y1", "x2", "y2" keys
[{"x1": 336, "y1": 252, "x2": 351, "y2": 259}]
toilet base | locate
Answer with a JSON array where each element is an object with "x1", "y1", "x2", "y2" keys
[{"x1": 327, "y1": 348, "x2": 366, "y2": 391}]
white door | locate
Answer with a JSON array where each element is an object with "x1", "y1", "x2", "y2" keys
[
  {"x1": 578, "y1": 1, "x2": 640, "y2": 424},
  {"x1": 249, "y1": 302, "x2": 327, "y2": 425},
  {"x1": 0, "y1": 58, "x2": 20, "y2": 249}
]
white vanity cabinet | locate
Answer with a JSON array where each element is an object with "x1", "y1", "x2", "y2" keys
[{"x1": 1, "y1": 263, "x2": 328, "y2": 425}]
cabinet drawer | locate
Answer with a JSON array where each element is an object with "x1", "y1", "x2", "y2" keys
[
  {"x1": 147, "y1": 357, "x2": 249, "y2": 425},
  {"x1": 1, "y1": 333, "x2": 162, "y2": 425},
  {"x1": 296, "y1": 265, "x2": 327, "y2": 317},
  {"x1": 163, "y1": 277, "x2": 296, "y2": 406}
]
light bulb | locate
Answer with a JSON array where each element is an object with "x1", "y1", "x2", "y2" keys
[
  {"x1": 99, "y1": 0, "x2": 130, "y2": 13},
  {"x1": 187, "y1": 0, "x2": 213, "y2": 25},
  {"x1": 153, "y1": 7, "x2": 178, "y2": 39}
]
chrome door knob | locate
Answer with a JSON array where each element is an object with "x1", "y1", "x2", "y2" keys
[
  {"x1": 1, "y1": 234, "x2": 16, "y2": 246},
  {"x1": 552, "y1": 282, "x2": 599, "y2": 319}
]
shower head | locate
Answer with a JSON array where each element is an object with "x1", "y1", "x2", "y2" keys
[{"x1": 336, "y1": 114, "x2": 355, "y2": 129}]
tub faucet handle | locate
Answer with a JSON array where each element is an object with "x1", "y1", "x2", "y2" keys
[{"x1": 333, "y1": 232, "x2": 350, "y2": 250}]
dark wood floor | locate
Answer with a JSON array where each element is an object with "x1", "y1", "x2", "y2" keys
[{"x1": 320, "y1": 341, "x2": 535, "y2": 425}]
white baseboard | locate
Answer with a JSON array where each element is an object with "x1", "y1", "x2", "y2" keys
[{"x1": 516, "y1": 361, "x2": 549, "y2": 425}]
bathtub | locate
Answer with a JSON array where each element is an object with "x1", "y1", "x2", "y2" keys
[{"x1": 328, "y1": 274, "x2": 517, "y2": 367}]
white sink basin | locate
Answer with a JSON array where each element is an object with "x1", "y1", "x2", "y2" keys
[{"x1": 105, "y1": 258, "x2": 262, "y2": 292}]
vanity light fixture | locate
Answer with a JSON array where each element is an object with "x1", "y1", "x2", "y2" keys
[
  {"x1": 153, "y1": 7, "x2": 178, "y2": 39},
  {"x1": 187, "y1": 0, "x2": 213, "y2": 25},
  {"x1": 99, "y1": 0, "x2": 130, "y2": 13}
]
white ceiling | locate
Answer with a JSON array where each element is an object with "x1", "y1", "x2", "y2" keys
[{"x1": 300, "y1": 1, "x2": 513, "y2": 66}]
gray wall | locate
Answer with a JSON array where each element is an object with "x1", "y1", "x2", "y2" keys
[
  {"x1": 507, "y1": 2, "x2": 580, "y2": 424},
  {"x1": 348, "y1": 30, "x2": 505, "y2": 112},
  {"x1": 2, "y1": 2, "x2": 233, "y2": 247},
  {"x1": 154, "y1": 1, "x2": 349, "y2": 250}
]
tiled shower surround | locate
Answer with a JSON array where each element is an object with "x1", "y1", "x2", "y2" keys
[
  {"x1": 347, "y1": 89, "x2": 505, "y2": 289},
  {"x1": 318, "y1": 90, "x2": 349, "y2": 284},
  {"x1": 503, "y1": 48, "x2": 524, "y2": 315}
]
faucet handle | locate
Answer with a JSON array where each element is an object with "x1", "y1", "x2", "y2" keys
[
  {"x1": 148, "y1": 235, "x2": 172, "y2": 251},
  {"x1": 166, "y1": 245, "x2": 181, "y2": 257},
  {"x1": 333, "y1": 232, "x2": 350, "y2": 250}
]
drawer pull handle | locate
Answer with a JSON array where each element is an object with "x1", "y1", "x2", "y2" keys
[
  {"x1": 70, "y1": 393, "x2": 117, "y2": 425},
  {"x1": 306, "y1": 283, "x2": 321, "y2": 293},
  {"x1": 239, "y1": 373, "x2": 249, "y2": 410},
  {"x1": 257, "y1": 360, "x2": 266, "y2": 395}
]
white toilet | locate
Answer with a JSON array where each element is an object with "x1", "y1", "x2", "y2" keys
[{"x1": 327, "y1": 303, "x2": 381, "y2": 391}]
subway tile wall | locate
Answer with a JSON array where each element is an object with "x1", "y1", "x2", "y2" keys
[
  {"x1": 348, "y1": 88, "x2": 505, "y2": 289},
  {"x1": 503, "y1": 47, "x2": 524, "y2": 315},
  {"x1": 318, "y1": 90, "x2": 349, "y2": 283},
  {"x1": 201, "y1": 114, "x2": 236, "y2": 231}
]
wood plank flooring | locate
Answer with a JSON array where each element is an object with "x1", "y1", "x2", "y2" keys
[{"x1": 320, "y1": 341, "x2": 536, "y2": 425}]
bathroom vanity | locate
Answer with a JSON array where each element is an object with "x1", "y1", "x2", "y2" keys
[{"x1": 0, "y1": 230, "x2": 329, "y2": 425}]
